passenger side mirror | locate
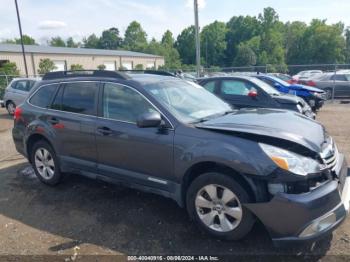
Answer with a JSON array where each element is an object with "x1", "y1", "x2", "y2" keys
[
  {"x1": 248, "y1": 89, "x2": 258, "y2": 98},
  {"x1": 137, "y1": 111, "x2": 162, "y2": 128}
]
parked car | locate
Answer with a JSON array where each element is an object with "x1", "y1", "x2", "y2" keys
[
  {"x1": 269, "y1": 73, "x2": 297, "y2": 84},
  {"x1": 293, "y1": 70, "x2": 323, "y2": 81},
  {"x1": 299, "y1": 73, "x2": 350, "y2": 99},
  {"x1": 3, "y1": 78, "x2": 39, "y2": 115},
  {"x1": 12, "y1": 70, "x2": 350, "y2": 245},
  {"x1": 254, "y1": 74, "x2": 326, "y2": 111},
  {"x1": 197, "y1": 76, "x2": 315, "y2": 119}
]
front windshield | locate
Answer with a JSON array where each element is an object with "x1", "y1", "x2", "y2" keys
[
  {"x1": 145, "y1": 80, "x2": 232, "y2": 124},
  {"x1": 274, "y1": 74, "x2": 290, "y2": 82},
  {"x1": 250, "y1": 77, "x2": 280, "y2": 95},
  {"x1": 268, "y1": 76, "x2": 291, "y2": 87}
]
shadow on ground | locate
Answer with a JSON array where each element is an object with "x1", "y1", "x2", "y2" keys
[{"x1": 0, "y1": 163, "x2": 333, "y2": 259}]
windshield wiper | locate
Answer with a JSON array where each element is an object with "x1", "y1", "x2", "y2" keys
[{"x1": 192, "y1": 110, "x2": 235, "y2": 124}]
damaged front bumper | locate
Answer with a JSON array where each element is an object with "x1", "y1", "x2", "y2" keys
[{"x1": 246, "y1": 154, "x2": 350, "y2": 246}]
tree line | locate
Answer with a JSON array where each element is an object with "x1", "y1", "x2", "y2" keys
[{"x1": 2, "y1": 7, "x2": 350, "y2": 71}]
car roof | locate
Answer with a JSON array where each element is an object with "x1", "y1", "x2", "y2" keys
[
  {"x1": 198, "y1": 75, "x2": 258, "y2": 82},
  {"x1": 38, "y1": 72, "x2": 181, "y2": 88},
  {"x1": 127, "y1": 73, "x2": 180, "y2": 84}
]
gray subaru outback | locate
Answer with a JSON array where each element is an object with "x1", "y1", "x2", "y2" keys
[{"x1": 12, "y1": 70, "x2": 350, "y2": 246}]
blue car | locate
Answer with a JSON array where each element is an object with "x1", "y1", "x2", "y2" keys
[{"x1": 254, "y1": 74, "x2": 326, "y2": 111}]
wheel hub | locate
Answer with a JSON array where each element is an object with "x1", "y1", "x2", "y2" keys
[{"x1": 213, "y1": 203, "x2": 224, "y2": 213}]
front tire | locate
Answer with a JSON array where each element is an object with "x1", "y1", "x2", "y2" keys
[
  {"x1": 186, "y1": 173, "x2": 255, "y2": 240},
  {"x1": 30, "y1": 140, "x2": 62, "y2": 186}
]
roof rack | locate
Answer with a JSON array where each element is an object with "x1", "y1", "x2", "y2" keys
[
  {"x1": 42, "y1": 70, "x2": 130, "y2": 80},
  {"x1": 119, "y1": 69, "x2": 177, "y2": 77}
]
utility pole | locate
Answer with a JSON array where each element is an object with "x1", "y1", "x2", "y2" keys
[
  {"x1": 194, "y1": 0, "x2": 201, "y2": 77},
  {"x1": 14, "y1": 0, "x2": 28, "y2": 77}
]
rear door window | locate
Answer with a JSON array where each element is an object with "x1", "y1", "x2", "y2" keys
[
  {"x1": 60, "y1": 82, "x2": 98, "y2": 115},
  {"x1": 220, "y1": 80, "x2": 251, "y2": 96},
  {"x1": 14, "y1": 80, "x2": 29, "y2": 91},
  {"x1": 331, "y1": 74, "x2": 347, "y2": 81},
  {"x1": 202, "y1": 81, "x2": 216, "y2": 93}
]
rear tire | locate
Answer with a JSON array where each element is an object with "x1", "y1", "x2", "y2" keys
[
  {"x1": 6, "y1": 101, "x2": 16, "y2": 115},
  {"x1": 325, "y1": 88, "x2": 333, "y2": 100},
  {"x1": 186, "y1": 173, "x2": 255, "y2": 240},
  {"x1": 30, "y1": 140, "x2": 62, "y2": 186}
]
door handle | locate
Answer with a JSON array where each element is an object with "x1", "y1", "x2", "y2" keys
[
  {"x1": 97, "y1": 126, "x2": 113, "y2": 136},
  {"x1": 48, "y1": 117, "x2": 59, "y2": 125}
]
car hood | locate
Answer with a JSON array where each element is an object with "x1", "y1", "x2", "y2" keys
[
  {"x1": 290, "y1": 84, "x2": 324, "y2": 93},
  {"x1": 196, "y1": 108, "x2": 325, "y2": 153},
  {"x1": 272, "y1": 93, "x2": 299, "y2": 105}
]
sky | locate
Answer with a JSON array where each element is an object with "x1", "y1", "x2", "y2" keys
[{"x1": 1, "y1": 0, "x2": 350, "y2": 44}]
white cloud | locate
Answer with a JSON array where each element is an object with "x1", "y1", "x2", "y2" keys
[
  {"x1": 38, "y1": 20, "x2": 67, "y2": 30},
  {"x1": 186, "y1": 0, "x2": 206, "y2": 9}
]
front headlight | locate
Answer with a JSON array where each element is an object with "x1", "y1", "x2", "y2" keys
[
  {"x1": 296, "y1": 104, "x2": 303, "y2": 113},
  {"x1": 259, "y1": 143, "x2": 323, "y2": 176}
]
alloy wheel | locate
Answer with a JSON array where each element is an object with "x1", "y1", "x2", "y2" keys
[
  {"x1": 34, "y1": 148, "x2": 55, "y2": 179},
  {"x1": 7, "y1": 103, "x2": 15, "y2": 115},
  {"x1": 195, "y1": 184, "x2": 243, "y2": 232}
]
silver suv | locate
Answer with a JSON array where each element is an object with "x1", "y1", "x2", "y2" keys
[{"x1": 3, "y1": 78, "x2": 39, "y2": 114}]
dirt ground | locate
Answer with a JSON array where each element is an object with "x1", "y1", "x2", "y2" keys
[{"x1": 0, "y1": 102, "x2": 349, "y2": 261}]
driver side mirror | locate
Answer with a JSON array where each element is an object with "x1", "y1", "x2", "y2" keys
[
  {"x1": 248, "y1": 88, "x2": 258, "y2": 98},
  {"x1": 137, "y1": 111, "x2": 162, "y2": 128}
]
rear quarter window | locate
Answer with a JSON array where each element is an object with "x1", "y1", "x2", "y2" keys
[{"x1": 29, "y1": 84, "x2": 58, "y2": 108}]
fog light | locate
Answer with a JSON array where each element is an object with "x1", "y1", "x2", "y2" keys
[
  {"x1": 268, "y1": 183, "x2": 286, "y2": 195},
  {"x1": 299, "y1": 212, "x2": 336, "y2": 237}
]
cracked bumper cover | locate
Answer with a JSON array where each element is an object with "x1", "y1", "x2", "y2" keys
[{"x1": 245, "y1": 154, "x2": 350, "y2": 245}]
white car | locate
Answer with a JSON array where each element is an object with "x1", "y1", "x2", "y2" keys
[
  {"x1": 292, "y1": 70, "x2": 323, "y2": 81},
  {"x1": 3, "y1": 78, "x2": 40, "y2": 114}
]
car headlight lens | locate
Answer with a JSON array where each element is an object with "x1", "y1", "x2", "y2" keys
[
  {"x1": 259, "y1": 143, "x2": 323, "y2": 176},
  {"x1": 296, "y1": 104, "x2": 303, "y2": 113},
  {"x1": 312, "y1": 92, "x2": 321, "y2": 98}
]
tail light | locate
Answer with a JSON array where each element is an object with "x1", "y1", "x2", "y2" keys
[
  {"x1": 306, "y1": 80, "x2": 316, "y2": 87},
  {"x1": 14, "y1": 106, "x2": 22, "y2": 121}
]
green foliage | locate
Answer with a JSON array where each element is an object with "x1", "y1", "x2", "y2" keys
[
  {"x1": 49, "y1": 37, "x2": 66, "y2": 47},
  {"x1": 123, "y1": 21, "x2": 148, "y2": 52},
  {"x1": 146, "y1": 32, "x2": 181, "y2": 69},
  {"x1": 100, "y1": 28, "x2": 122, "y2": 49},
  {"x1": 2, "y1": 35, "x2": 37, "y2": 45},
  {"x1": 233, "y1": 44, "x2": 257, "y2": 66},
  {"x1": 97, "y1": 64, "x2": 106, "y2": 70},
  {"x1": 0, "y1": 62, "x2": 20, "y2": 99},
  {"x1": 225, "y1": 15, "x2": 261, "y2": 65},
  {"x1": 345, "y1": 28, "x2": 350, "y2": 63},
  {"x1": 38, "y1": 58, "x2": 56, "y2": 75},
  {"x1": 66, "y1": 37, "x2": 79, "y2": 48},
  {"x1": 83, "y1": 34, "x2": 100, "y2": 48},
  {"x1": 201, "y1": 21, "x2": 227, "y2": 67},
  {"x1": 2, "y1": 8, "x2": 350, "y2": 71},
  {"x1": 175, "y1": 26, "x2": 196, "y2": 65},
  {"x1": 134, "y1": 64, "x2": 144, "y2": 70},
  {"x1": 70, "y1": 64, "x2": 84, "y2": 70}
]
